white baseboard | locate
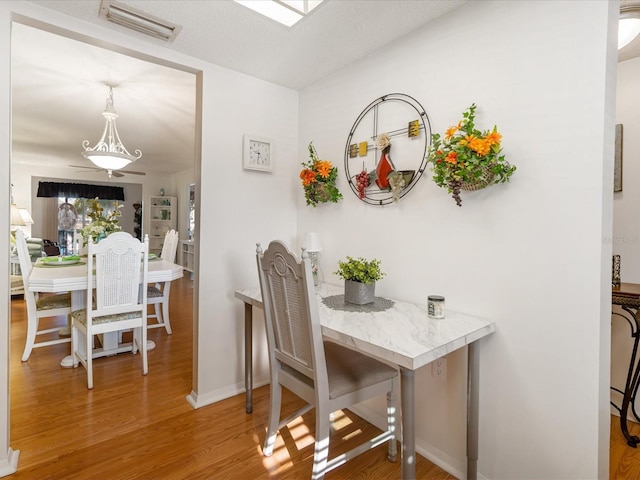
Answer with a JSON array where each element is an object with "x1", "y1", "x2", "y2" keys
[
  {"x1": 186, "y1": 376, "x2": 270, "y2": 409},
  {"x1": 0, "y1": 448, "x2": 19, "y2": 477}
]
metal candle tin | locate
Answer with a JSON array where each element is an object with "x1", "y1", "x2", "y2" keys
[{"x1": 428, "y1": 295, "x2": 445, "y2": 319}]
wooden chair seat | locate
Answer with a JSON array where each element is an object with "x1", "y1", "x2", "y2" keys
[
  {"x1": 147, "y1": 285, "x2": 163, "y2": 298},
  {"x1": 72, "y1": 309, "x2": 143, "y2": 326},
  {"x1": 36, "y1": 293, "x2": 71, "y2": 311}
]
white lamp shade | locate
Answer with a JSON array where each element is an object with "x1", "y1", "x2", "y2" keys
[
  {"x1": 19, "y1": 208, "x2": 34, "y2": 224},
  {"x1": 620, "y1": 17, "x2": 640, "y2": 49},
  {"x1": 304, "y1": 232, "x2": 323, "y2": 252},
  {"x1": 10, "y1": 204, "x2": 25, "y2": 227},
  {"x1": 83, "y1": 152, "x2": 133, "y2": 170}
]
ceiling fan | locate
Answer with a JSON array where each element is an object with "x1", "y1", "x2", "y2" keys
[{"x1": 70, "y1": 165, "x2": 146, "y2": 178}]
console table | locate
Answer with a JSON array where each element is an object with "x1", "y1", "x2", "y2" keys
[
  {"x1": 612, "y1": 282, "x2": 640, "y2": 447},
  {"x1": 235, "y1": 283, "x2": 495, "y2": 480}
]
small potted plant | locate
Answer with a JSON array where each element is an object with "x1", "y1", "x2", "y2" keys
[{"x1": 334, "y1": 256, "x2": 385, "y2": 305}]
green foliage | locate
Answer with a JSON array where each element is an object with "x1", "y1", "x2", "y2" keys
[
  {"x1": 78, "y1": 197, "x2": 122, "y2": 246},
  {"x1": 427, "y1": 103, "x2": 516, "y2": 206},
  {"x1": 299, "y1": 142, "x2": 343, "y2": 207},
  {"x1": 334, "y1": 256, "x2": 385, "y2": 284}
]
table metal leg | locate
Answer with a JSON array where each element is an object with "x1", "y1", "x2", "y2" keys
[
  {"x1": 467, "y1": 343, "x2": 479, "y2": 480},
  {"x1": 611, "y1": 304, "x2": 640, "y2": 447},
  {"x1": 244, "y1": 302, "x2": 253, "y2": 414},
  {"x1": 400, "y1": 367, "x2": 415, "y2": 480}
]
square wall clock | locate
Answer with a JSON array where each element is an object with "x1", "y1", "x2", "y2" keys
[{"x1": 243, "y1": 134, "x2": 273, "y2": 172}]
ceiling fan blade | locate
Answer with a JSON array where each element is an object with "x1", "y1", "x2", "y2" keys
[
  {"x1": 111, "y1": 171, "x2": 125, "y2": 178},
  {"x1": 121, "y1": 170, "x2": 146, "y2": 176},
  {"x1": 69, "y1": 164, "x2": 100, "y2": 170}
]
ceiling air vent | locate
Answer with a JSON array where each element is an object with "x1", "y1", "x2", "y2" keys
[{"x1": 99, "y1": 0, "x2": 182, "y2": 42}]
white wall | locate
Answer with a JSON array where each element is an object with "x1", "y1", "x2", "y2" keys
[
  {"x1": 0, "y1": 1, "x2": 298, "y2": 475},
  {"x1": 298, "y1": 1, "x2": 614, "y2": 478}
]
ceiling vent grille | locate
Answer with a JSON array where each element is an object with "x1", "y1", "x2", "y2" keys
[{"x1": 99, "y1": 0, "x2": 182, "y2": 42}]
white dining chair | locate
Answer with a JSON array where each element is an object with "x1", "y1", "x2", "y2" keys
[
  {"x1": 14, "y1": 229, "x2": 71, "y2": 361},
  {"x1": 256, "y1": 240, "x2": 398, "y2": 480},
  {"x1": 71, "y1": 232, "x2": 149, "y2": 389},
  {"x1": 147, "y1": 229, "x2": 178, "y2": 334}
]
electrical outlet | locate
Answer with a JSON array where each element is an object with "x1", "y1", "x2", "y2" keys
[{"x1": 432, "y1": 356, "x2": 447, "y2": 381}]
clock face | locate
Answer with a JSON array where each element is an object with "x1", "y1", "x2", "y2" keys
[
  {"x1": 243, "y1": 135, "x2": 273, "y2": 172},
  {"x1": 249, "y1": 140, "x2": 270, "y2": 166}
]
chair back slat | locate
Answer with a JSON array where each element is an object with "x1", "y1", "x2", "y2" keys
[
  {"x1": 268, "y1": 261, "x2": 312, "y2": 368},
  {"x1": 88, "y1": 232, "x2": 148, "y2": 319},
  {"x1": 257, "y1": 241, "x2": 325, "y2": 382},
  {"x1": 95, "y1": 245, "x2": 142, "y2": 309},
  {"x1": 14, "y1": 230, "x2": 37, "y2": 312},
  {"x1": 160, "y1": 229, "x2": 179, "y2": 263},
  {"x1": 14, "y1": 230, "x2": 33, "y2": 281}
]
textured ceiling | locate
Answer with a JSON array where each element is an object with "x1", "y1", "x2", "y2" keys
[
  {"x1": 13, "y1": 0, "x2": 469, "y2": 176},
  {"x1": 27, "y1": 0, "x2": 469, "y2": 90}
]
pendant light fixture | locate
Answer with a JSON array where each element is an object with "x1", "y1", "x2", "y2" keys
[
  {"x1": 82, "y1": 85, "x2": 142, "y2": 175},
  {"x1": 619, "y1": 5, "x2": 640, "y2": 50}
]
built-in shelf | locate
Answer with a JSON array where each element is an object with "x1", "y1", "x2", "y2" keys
[
  {"x1": 181, "y1": 240, "x2": 195, "y2": 273},
  {"x1": 149, "y1": 196, "x2": 177, "y2": 255}
]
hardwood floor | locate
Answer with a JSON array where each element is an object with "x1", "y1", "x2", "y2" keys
[
  {"x1": 610, "y1": 414, "x2": 640, "y2": 479},
  {"x1": 9, "y1": 276, "x2": 454, "y2": 479}
]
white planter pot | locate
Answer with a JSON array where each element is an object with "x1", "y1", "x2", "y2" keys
[{"x1": 344, "y1": 280, "x2": 375, "y2": 305}]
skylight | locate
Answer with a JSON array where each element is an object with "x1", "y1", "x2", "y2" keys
[{"x1": 234, "y1": 0, "x2": 324, "y2": 27}]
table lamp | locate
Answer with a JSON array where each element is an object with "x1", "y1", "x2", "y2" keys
[
  {"x1": 19, "y1": 208, "x2": 34, "y2": 226},
  {"x1": 304, "y1": 232, "x2": 323, "y2": 286},
  {"x1": 10, "y1": 204, "x2": 25, "y2": 231}
]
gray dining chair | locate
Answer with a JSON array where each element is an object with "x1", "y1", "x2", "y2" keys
[{"x1": 256, "y1": 240, "x2": 398, "y2": 480}]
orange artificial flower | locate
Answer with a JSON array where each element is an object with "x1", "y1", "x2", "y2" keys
[
  {"x1": 470, "y1": 138, "x2": 490, "y2": 156},
  {"x1": 485, "y1": 129, "x2": 502, "y2": 146},
  {"x1": 445, "y1": 151, "x2": 457, "y2": 164},
  {"x1": 300, "y1": 169, "x2": 317, "y2": 186},
  {"x1": 460, "y1": 134, "x2": 476, "y2": 147},
  {"x1": 315, "y1": 160, "x2": 332, "y2": 179},
  {"x1": 445, "y1": 122, "x2": 461, "y2": 140}
]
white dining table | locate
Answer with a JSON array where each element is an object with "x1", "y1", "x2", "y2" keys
[
  {"x1": 28, "y1": 258, "x2": 184, "y2": 367},
  {"x1": 235, "y1": 283, "x2": 495, "y2": 480}
]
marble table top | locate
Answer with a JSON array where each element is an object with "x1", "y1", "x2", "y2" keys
[{"x1": 235, "y1": 283, "x2": 495, "y2": 371}]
